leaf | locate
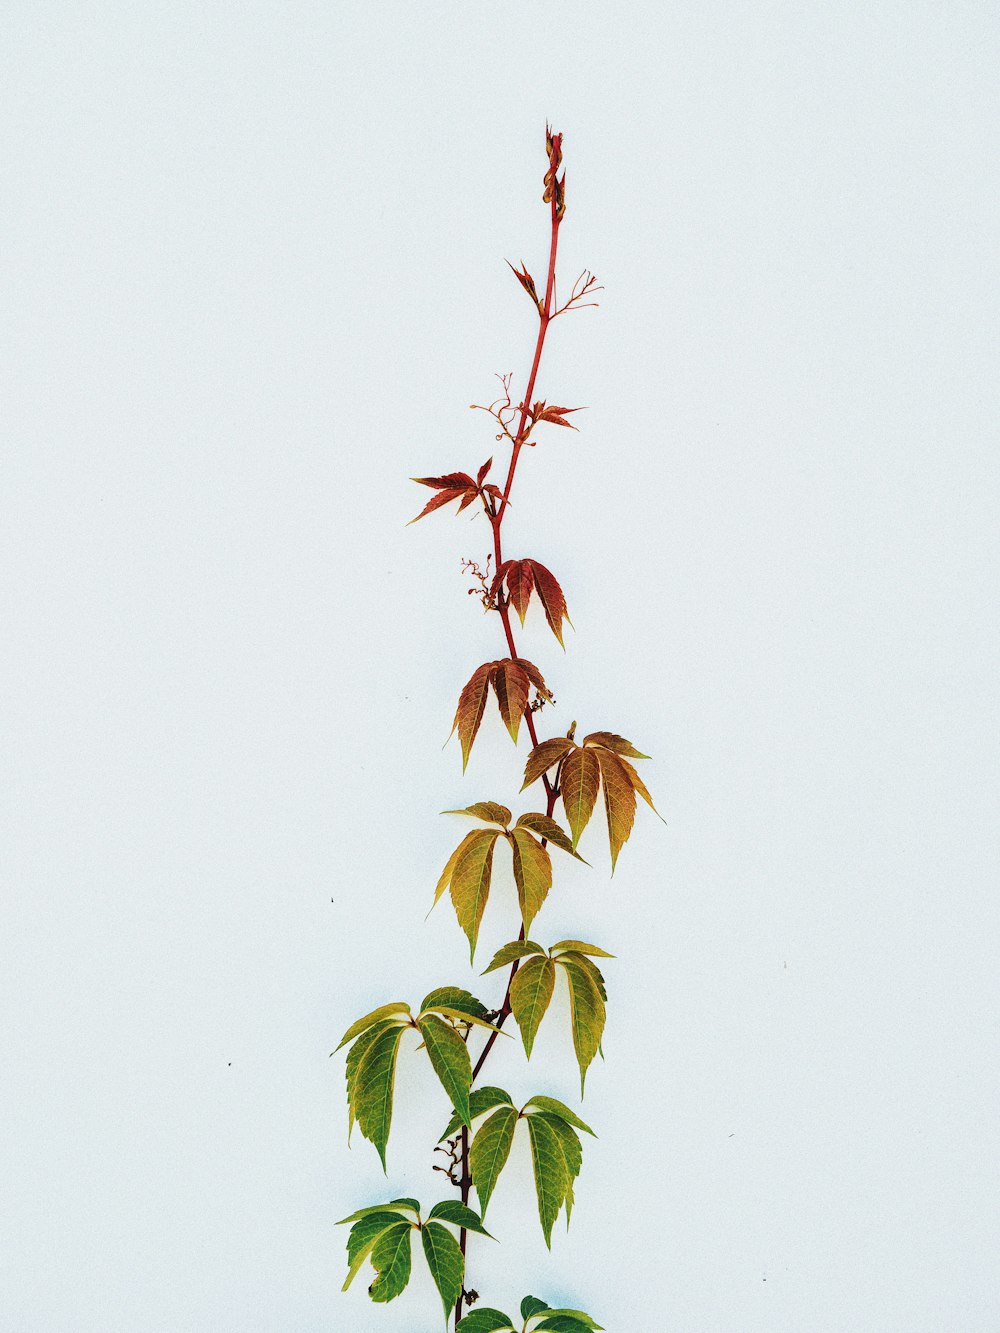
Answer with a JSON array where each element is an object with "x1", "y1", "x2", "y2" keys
[
  {"x1": 594, "y1": 748, "x2": 637, "y2": 872},
  {"x1": 368, "y1": 1221, "x2": 413, "y2": 1302},
  {"x1": 559, "y1": 957, "x2": 606, "y2": 1095},
  {"x1": 559, "y1": 745, "x2": 601, "y2": 847},
  {"x1": 536, "y1": 403, "x2": 581, "y2": 429},
  {"x1": 619, "y1": 755, "x2": 663, "y2": 818},
  {"x1": 534, "y1": 1113, "x2": 582, "y2": 1222},
  {"x1": 509, "y1": 829, "x2": 552, "y2": 933},
  {"x1": 526, "y1": 1114, "x2": 570, "y2": 1247},
  {"x1": 534, "y1": 1313, "x2": 604, "y2": 1331},
  {"x1": 515, "y1": 813, "x2": 585, "y2": 860},
  {"x1": 419, "y1": 987, "x2": 489, "y2": 1020},
  {"x1": 456, "y1": 1309, "x2": 517, "y2": 1333},
  {"x1": 444, "y1": 802, "x2": 512, "y2": 828},
  {"x1": 516, "y1": 658, "x2": 551, "y2": 697},
  {"x1": 523, "y1": 1096, "x2": 596, "y2": 1137},
  {"x1": 504, "y1": 558, "x2": 535, "y2": 624},
  {"x1": 522, "y1": 737, "x2": 574, "y2": 790},
  {"x1": 345, "y1": 1018, "x2": 397, "y2": 1140},
  {"x1": 550, "y1": 940, "x2": 615, "y2": 959},
  {"x1": 582, "y1": 731, "x2": 649, "y2": 758},
  {"x1": 506, "y1": 258, "x2": 540, "y2": 308},
  {"x1": 509, "y1": 955, "x2": 556, "y2": 1058},
  {"x1": 433, "y1": 831, "x2": 476, "y2": 907},
  {"x1": 469, "y1": 1104, "x2": 517, "y2": 1217},
  {"x1": 535, "y1": 1319, "x2": 599, "y2": 1333},
  {"x1": 526, "y1": 560, "x2": 570, "y2": 646},
  {"x1": 439, "y1": 1085, "x2": 514, "y2": 1141},
  {"x1": 409, "y1": 486, "x2": 472, "y2": 524},
  {"x1": 431, "y1": 1007, "x2": 508, "y2": 1035},
  {"x1": 427, "y1": 1200, "x2": 493, "y2": 1236},
  {"x1": 352, "y1": 1022, "x2": 406, "y2": 1168},
  {"x1": 522, "y1": 1297, "x2": 551, "y2": 1319},
  {"x1": 388, "y1": 1197, "x2": 421, "y2": 1214},
  {"x1": 342, "y1": 1212, "x2": 405, "y2": 1292},
  {"x1": 446, "y1": 828, "x2": 501, "y2": 961},
  {"x1": 452, "y1": 663, "x2": 495, "y2": 770},
  {"x1": 482, "y1": 939, "x2": 546, "y2": 973},
  {"x1": 337, "y1": 1201, "x2": 415, "y2": 1226},
  {"x1": 491, "y1": 660, "x2": 531, "y2": 743},
  {"x1": 336, "y1": 1001, "x2": 410, "y2": 1051},
  {"x1": 559, "y1": 951, "x2": 608, "y2": 1000},
  {"x1": 417, "y1": 1014, "x2": 472, "y2": 1126},
  {"x1": 421, "y1": 1221, "x2": 465, "y2": 1317},
  {"x1": 476, "y1": 456, "x2": 493, "y2": 486}
]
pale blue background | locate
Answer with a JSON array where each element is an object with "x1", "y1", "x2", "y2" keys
[{"x1": 3, "y1": 3, "x2": 999, "y2": 1329}]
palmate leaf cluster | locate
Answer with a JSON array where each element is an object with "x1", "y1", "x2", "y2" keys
[
  {"x1": 457, "y1": 1293, "x2": 604, "y2": 1332},
  {"x1": 439, "y1": 1091, "x2": 593, "y2": 1247}
]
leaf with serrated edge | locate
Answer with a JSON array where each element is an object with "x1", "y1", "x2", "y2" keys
[
  {"x1": 524, "y1": 1096, "x2": 596, "y2": 1136},
  {"x1": 506, "y1": 559, "x2": 535, "y2": 623},
  {"x1": 534, "y1": 1318, "x2": 601, "y2": 1333},
  {"x1": 534, "y1": 1312, "x2": 604, "y2": 1331},
  {"x1": 482, "y1": 939, "x2": 546, "y2": 973},
  {"x1": 510, "y1": 829, "x2": 552, "y2": 933},
  {"x1": 417, "y1": 1014, "x2": 472, "y2": 1127},
  {"x1": 444, "y1": 802, "x2": 512, "y2": 828},
  {"x1": 560, "y1": 957, "x2": 606, "y2": 1095},
  {"x1": 527, "y1": 560, "x2": 570, "y2": 647},
  {"x1": 426, "y1": 1200, "x2": 493, "y2": 1236},
  {"x1": 582, "y1": 731, "x2": 649, "y2": 758},
  {"x1": 448, "y1": 828, "x2": 500, "y2": 960},
  {"x1": 522, "y1": 1296, "x2": 551, "y2": 1319},
  {"x1": 526, "y1": 1114, "x2": 569, "y2": 1247},
  {"x1": 353, "y1": 1023, "x2": 406, "y2": 1168},
  {"x1": 439, "y1": 1085, "x2": 513, "y2": 1141},
  {"x1": 421, "y1": 1221, "x2": 465, "y2": 1317},
  {"x1": 345, "y1": 1019, "x2": 396, "y2": 1140},
  {"x1": 419, "y1": 987, "x2": 489, "y2": 1019},
  {"x1": 594, "y1": 748, "x2": 636, "y2": 872},
  {"x1": 515, "y1": 813, "x2": 586, "y2": 860},
  {"x1": 517, "y1": 658, "x2": 550, "y2": 696},
  {"x1": 337, "y1": 1201, "x2": 415, "y2": 1226},
  {"x1": 409, "y1": 487, "x2": 471, "y2": 524},
  {"x1": 368, "y1": 1221, "x2": 413, "y2": 1303},
  {"x1": 560, "y1": 951, "x2": 608, "y2": 1001},
  {"x1": 509, "y1": 955, "x2": 555, "y2": 1058},
  {"x1": 559, "y1": 746, "x2": 601, "y2": 847},
  {"x1": 336, "y1": 1002, "x2": 410, "y2": 1051},
  {"x1": 429, "y1": 1008, "x2": 508, "y2": 1035},
  {"x1": 433, "y1": 830, "x2": 478, "y2": 907},
  {"x1": 551, "y1": 940, "x2": 615, "y2": 958},
  {"x1": 491, "y1": 660, "x2": 530, "y2": 743},
  {"x1": 619, "y1": 755, "x2": 664, "y2": 818},
  {"x1": 342, "y1": 1213, "x2": 403, "y2": 1291},
  {"x1": 455, "y1": 1309, "x2": 517, "y2": 1333},
  {"x1": 535, "y1": 1114, "x2": 582, "y2": 1222},
  {"x1": 522, "y1": 737, "x2": 574, "y2": 790},
  {"x1": 388, "y1": 1197, "x2": 420, "y2": 1213},
  {"x1": 469, "y1": 1104, "x2": 517, "y2": 1217},
  {"x1": 452, "y1": 663, "x2": 495, "y2": 770}
]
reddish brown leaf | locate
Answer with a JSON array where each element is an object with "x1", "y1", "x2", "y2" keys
[
  {"x1": 491, "y1": 660, "x2": 531, "y2": 743},
  {"x1": 559, "y1": 745, "x2": 601, "y2": 848},
  {"x1": 413, "y1": 472, "x2": 477, "y2": 490},
  {"x1": 582, "y1": 731, "x2": 649, "y2": 759},
  {"x1": 594, "y1": 748, "x2": 637, "y2": 873},
  {"x1": 526, "y1": 560, "x2": 570, "y2": 646},
  {"x1": 515, "y1": 658, "x2": 551, "y2": 698},
  {"x1": 505, "y1": 560, "x2": 535, "y2": 624},
  {"x1": 521, "y1": 737, "x2": 574, "y2": 790},
  {"x1": 506, "y1": 259, "x2": 540, "y2": 308},
  {"x1": 409, "y1": 487, "x2": 469, "y2": 524},
  {"x1": 452, "y1": 663, "x2": 494, "y2": 770},
  {"x1": 490, "y1": 560, "x2": 513, "y2": 597},
  {"x1": 536, "y1": 404, "x2": 581, "y2": 429},
  {"x1": 476, "y1": 457, "x2": 493, "y2": 486}
]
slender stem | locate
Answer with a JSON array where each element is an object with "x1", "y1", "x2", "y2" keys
[{"x1": 454, "y1": 136, "x2": 564, "y2": 1330}]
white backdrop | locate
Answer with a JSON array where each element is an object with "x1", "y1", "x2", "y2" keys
[{"x1": 3, "y1": 3, "x2": 999, "y2": 1330}]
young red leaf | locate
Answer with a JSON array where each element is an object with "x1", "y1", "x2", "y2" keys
[
  {"x1": 476, "y1": 456, "x2": 493, "y2": 486},
  {"x1": 491, "y1": 660, "x2": 531, "y2": 743},
  {"x1": 505, "y1": 559, "x2": 535, "y2": 624},
  {"x1": 536, "y1": 404, "x2": 581, "y2": 429},
  {"x1": 409, "y1": 487, "x2": 470, "y2": 524},
  {"x1": 506, "y1": 259, "x2": 541, "y2": 309},
  {"x1": 526, "y1": 560, "x2": 570, "y2": 646},
  {"x1": 516, "y1": 658, "x2": 551, "y2": 698},
  {"x1": 452, "y1": 663, "x2": 495, "y2": 770}
]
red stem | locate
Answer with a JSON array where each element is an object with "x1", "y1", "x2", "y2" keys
[{"x1": 454, "y1": 133, "x2": 563, "y2": 1331}]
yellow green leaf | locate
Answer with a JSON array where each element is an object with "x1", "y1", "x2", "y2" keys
[
  {"x1": 509, "y1": 955, "x2": 556, "y2": 1058},
  {"x1": 559, "y1": 746, "x2": 600, "y2": 848},
  {"x1": 522, "y1": 737, "x2": 574, "y2": 790},
  {"x1": 469, "y1": 1104, "x2": 517, "y2": 1217},
  {"x1": 448, "y1": 828, "x2": 501, "y2": 960},
  {"x1": 510, "y1": 828, "x2": 552, "y2": 933},
  {"x1": 594, "y1": 748, "x2": 636, "y2": 871}
]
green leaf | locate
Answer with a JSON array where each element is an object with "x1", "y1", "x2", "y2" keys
[
  {"x1": 523, "y1": 1095, "x2": 596, "y2": 1136},
  {"x1": 550, "y1": 940, "x2": 615, "y2": 959},
  {"x1": 420, "y1": 987, "x2": 489, "y2": 1019},
  {"x1": 456, "y1": 1310, "x2": 517, "y2": 1333},
  {"x1": 534, "y1": 1318, "x2": 600, "y2": 1333},
  {"x1": 510, "y1": 828, "x2": 552, "y2": 933},
  {"x1": 448, "y1": 828, "x2": 501, "y2": 960},
  {"x1": 433, "y1": 831, "x2": 476, "y2": 907},
  {"x1": 345, "y1": 1019, "x2": 396, "y2": 1140},
  {"x1": 444, "y1": 802, "x2": 512, "y2": 827},
  {"x1": 417, "y1": 1014, "x2": 472, "y2": 1127},
  {"x1": 521, "y1": 737, "x2": 574, "y2": 790},
  {"x1": 469, "y1": 1104, "x2": 517, "y2": 1217},
  {"x1": 368, "y1": 1221, "x2": 413, "y2": 1302},
  {"x1": 534, "y1": 1312, "x2": 604, "y2": 1331},
  {"x1": 337, "y1": 1201, "x2": 414, "y2": 1226},
  {"x1": 515, "y1": 813, "x2": 586, "y2": 860},
  {"x1": 559, "y1": 956, "x2": 606, "y2": 1095},
  {"x1": 559, "y1": 745, "x2": 601, "y2": 848},
  {"x1": 439, "y1": 1086, "x2": 513, "y2": 1141},
  {"x1": 509, "y1": 955, "x2": 556, "y2": 1058},
  {"x1": 559, "y1": 950, "x2": 608, "y2": 1000},
  {"x1": 430, "y1": 1007, "x2": 508, "y2": 1036},
  {"x1": 342, "y1": 1212, "x2": 403, "y2": 1291},
  {"x1": 427, "y1": 1200, "x2": 493, "y2": 1236},
  {"x1": 521, "y1": 1294, "x2": 551, "y2": 1318},
  {"x1": 336, "y1": 1001, "x2": 410, "y2": 1051},
  {"x1": 535, "y1": 1113, "x2": 582, "y2": 1222},
  {"x1": 353, "y1": 1022, "x2": 406, "y2": 1168},
  {"x1": 421, "y1": 1220, "x2": 465, "y2": 1317},
  {"x1": 526, "y1": 1113, "x2": 569, "y2": 1247},
  {"x1": 482, "y1": 939, "x2": 546, "y2": 973},
  {"x1": 388, "y1": 1197, "x2": 421, "y2": 1214}
]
